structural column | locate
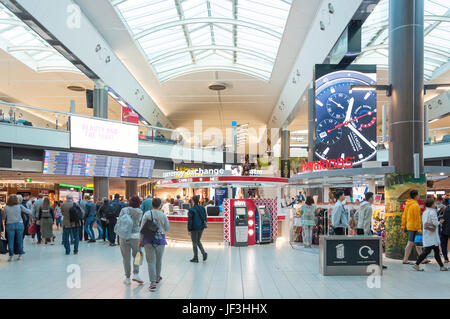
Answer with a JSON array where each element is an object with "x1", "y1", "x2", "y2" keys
[
  {"x1": 93, "y1": 80, "x2": 108, "y2": 119},
  {"x1": 93, "y1": 80, "x2": 109, "y2": 200},
  {"x1": 280, "y1": 127, "x2": 290, "y2": 178},
  {"x1": 384, "y1": 0, "x2": 426, "y2": 259},
  {"x1": 125, "y1": 180, "x2": 138, "y2": 200}
]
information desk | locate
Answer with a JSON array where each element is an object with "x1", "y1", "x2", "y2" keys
[
  {"x1": 319, "y1": 235, "x2": 383, "y2": 276},
  {"x1": 166, "y1": 215, "x2": 286, "y2": 242}
]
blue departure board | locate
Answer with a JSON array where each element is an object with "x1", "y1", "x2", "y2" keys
[{"x1": 43, "y1": 150, "x2": 154, "y2": 178}]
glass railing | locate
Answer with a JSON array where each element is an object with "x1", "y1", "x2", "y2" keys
[
  {"x1": 0, "y1": 101, "x2": 224, "y2": 150},
  {"x1": 428, "y1": 127, "x2": 450, "y2": 145}
]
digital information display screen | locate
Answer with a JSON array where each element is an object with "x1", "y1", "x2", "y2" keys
[{"x1": 43, "y1": 150, "x2": 154, "y2": 178}]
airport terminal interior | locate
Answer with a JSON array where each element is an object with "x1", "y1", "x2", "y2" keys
[{"x1": 0, "y1": 0, "x2": 450, "y2": 299}]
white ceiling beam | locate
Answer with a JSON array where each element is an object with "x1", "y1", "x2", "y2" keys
[
  {"x1": 174, "y1": 0, "x2": 196, "y2": 64},
  {"x1": 362, "y1": 44, "x2": 449, "y2": 58},
  {"x1": 134, "y1": 17, "x2": 282, "y2": 40},
  {"x1": 148, "y1": 45, "x2": 275, "y2": 64},
  {"x1": 157, "y1": 65, "x2": 269, "y2": 83}
]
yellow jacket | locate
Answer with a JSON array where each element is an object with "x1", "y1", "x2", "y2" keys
[{"x1": 401, "y1": 199, "x2": 422, "y2": 231}]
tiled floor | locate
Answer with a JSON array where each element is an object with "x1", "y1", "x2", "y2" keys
[{"x1": 1, "y1": 233, "x2": 450, "y2": 299}]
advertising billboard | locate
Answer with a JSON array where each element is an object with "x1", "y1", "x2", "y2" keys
[
  {"x1": 314, "y1": 64, "x2": 377, "y2": 168},
  {"x1": 70, "y1": 116, "x2": 138, "y2": 154}
]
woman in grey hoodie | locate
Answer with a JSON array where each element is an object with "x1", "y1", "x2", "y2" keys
[{"x1": 118, "y1": 195, "x2": 144, "y2": 285}]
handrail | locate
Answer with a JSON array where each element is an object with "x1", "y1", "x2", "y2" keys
[{"x1": 0, "y1": 100, "x2": 216, "y2": 140}]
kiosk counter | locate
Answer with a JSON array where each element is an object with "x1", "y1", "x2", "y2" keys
[
  {"x1": 166, "y1": 215, "x2": 225, "y2": 242},
  {"x1": 165, "y1": 214, "x2": 286, "y2": 242}
]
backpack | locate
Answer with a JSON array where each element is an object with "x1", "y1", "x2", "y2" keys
[
  {"x1": 114, "y1": 208, "x2": 134, "y2": 240},
  {"x1": 104, "y1": 203, "x2": 116, "y2": 219},
  {"x1": 69, "y1": 203, "x2": 83, "y2": 225},
  {"x1": 110, "y1": 201, "x2": 122, "y2": 218},
  {"x1": 140, "y1": 211, "x2": 159, "y2": 243}
]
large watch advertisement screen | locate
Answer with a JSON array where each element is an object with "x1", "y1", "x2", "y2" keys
[
  {"x1": 314, "y1": 64, "x2": 377, "y2": 168},
  {"x1": 70, "y1": 116, "x2": 138, "y2": 154}
]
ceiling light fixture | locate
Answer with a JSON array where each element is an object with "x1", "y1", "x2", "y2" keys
[
  {"x1": 208, "y1": 82, "x2": 227, "y2": 91},
  {"x1": 67, "y1": 85, "x2": 85, "y2": 92}
]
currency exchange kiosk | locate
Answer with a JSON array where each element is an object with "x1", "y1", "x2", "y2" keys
[
  {"x1": 233, "y1": 205, "x2": 249, "y2": 247},
  {"x1": 255, "y1": 205, "x2": 272, "y2": 244}
]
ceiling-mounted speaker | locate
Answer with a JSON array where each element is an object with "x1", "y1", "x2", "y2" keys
[{"x1": 86, "y1": 89, "x2": 93, "y2": 109}]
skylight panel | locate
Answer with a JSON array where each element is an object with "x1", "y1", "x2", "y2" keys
[
  {"x1": 0, "y1": 3, "x2": 80, "y2": 74},
  {"x1": 355, "y1": 0, "x2": 450, "y2": 81},
  {"x1": 111, "y1": 0, "x2": 292, "y2": 82}
]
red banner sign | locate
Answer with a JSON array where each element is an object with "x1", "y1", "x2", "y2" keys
[{"x1": 301, "y1": 157, "x2": 354, "y2": 172}]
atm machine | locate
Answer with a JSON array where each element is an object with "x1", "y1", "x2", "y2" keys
[
  {"x1": 233, "y1": 205, "x2": 248, "y2": 247},
  {"x1": 255, "y1": 205, "x2": 272, "y2": 244}
]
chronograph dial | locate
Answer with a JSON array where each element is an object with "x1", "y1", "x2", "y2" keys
[{"x1": 314, "y1": 69, "x2": 377, "y2": 166}]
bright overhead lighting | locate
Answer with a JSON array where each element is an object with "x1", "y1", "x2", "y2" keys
[
  {"x1": 437, "y1": 85, "x2": 450, "y2": 90},
  {"x1": 108, "y1": 91, "x2": 118, "y2": 99},
  {"x1": 429, "y1": 119, "x2": 438, "y2": 123},
  {"x1": 351, "y1": 85, "x2": 376, "y2": 91}
]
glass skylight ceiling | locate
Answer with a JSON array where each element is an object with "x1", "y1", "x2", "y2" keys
[
  {"x1": 0, "y1": 3, "x2": 80, "y2": 74},
  {"x1": 111, "y1": 0, "x2": 292, "y2": 82},
  {"x1": 354, "y1": 0, "x2": 450, "y2": 81}
]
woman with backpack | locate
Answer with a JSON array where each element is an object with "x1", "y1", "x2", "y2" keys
[
  {"x1": 140, "y1": 197, "x2": 170, "y2": 292},
  {"x1": 187, "y1": 195, "x2": 208, "y2": 263},
  {"x1": 116, "y1": 195, "x2": 144, "y2": 285},
  {"x1": 37, "y1": 197, "x2": 55, "y2": 245}
]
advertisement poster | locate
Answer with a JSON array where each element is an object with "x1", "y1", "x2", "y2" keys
[
  {"x1": 121, "y1": 106, "x2": 139, "y2": 124},
  {"x1": 70, "y1": 116, "x2": 138, "y2": 154},
  {"x1": 214, "y1": 188, "x2": 228, "y2": 206},
  {"x1": 314, "y1": 64, "x2": 377, "y2": 168}
]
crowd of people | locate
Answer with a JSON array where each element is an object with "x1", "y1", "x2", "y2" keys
[
  {"x1": 294, "y1": 190, "x2": 450, "y2": 271},
  {"x1": 0, "y1": 192, "x2": 209, "y2": 292}
]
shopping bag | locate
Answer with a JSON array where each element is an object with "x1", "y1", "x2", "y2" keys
[
  {"x1": 414, "y1": 234, "x2": 423, "y2": 246},
  {"x1": 134, "y1": 251, "x2": 143, "y2": 266},
  {"x1": 28, "y1": 224, "x2": 37, "y2": 235}
]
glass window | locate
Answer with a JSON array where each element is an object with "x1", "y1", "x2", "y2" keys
[{"x1": 111, "y1": 0, "x2": 292, "y2": 81}]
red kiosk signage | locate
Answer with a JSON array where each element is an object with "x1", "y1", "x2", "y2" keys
[{"x1": 301, "y1": 156, "x2": 354, "y2": 172}]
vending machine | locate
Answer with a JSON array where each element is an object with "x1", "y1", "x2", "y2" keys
[
  {"x1": 255, "y1": 205, "x2": 272, "y2": 244},
  {"x1": 233, "y1": 205, "x2": 248, "y2": 247}
]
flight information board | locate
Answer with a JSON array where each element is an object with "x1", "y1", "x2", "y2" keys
[{"x1": 43, "y1": 150, "x2": 154, "y2": 178}]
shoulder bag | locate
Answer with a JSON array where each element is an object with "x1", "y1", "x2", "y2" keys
[
  {"x1": 424, "y1": 211, "x2": 436, "y2": 232},
  {"x1": 196, "y1": 206, "x2": 208, "y2": 229}
]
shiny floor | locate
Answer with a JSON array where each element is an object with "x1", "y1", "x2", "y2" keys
[{"x1": 1, "y1": 232, "x2": 450, "y2": 299}]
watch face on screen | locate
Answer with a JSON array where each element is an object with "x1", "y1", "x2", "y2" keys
[{"x1": 314, "y1": 69, "x2": 377, "y2": 166}]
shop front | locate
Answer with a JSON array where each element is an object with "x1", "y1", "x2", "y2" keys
[{"x1": 155, "y1": 175, "x2": 289, "y2": 244}]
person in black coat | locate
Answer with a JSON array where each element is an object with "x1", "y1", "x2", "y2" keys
[
  {"x1": 187, "y1": 195, "x2": 207, "y2": 263},
  {"x1": 439, "y1": 199, "x2": 450, "y2": 263}
]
